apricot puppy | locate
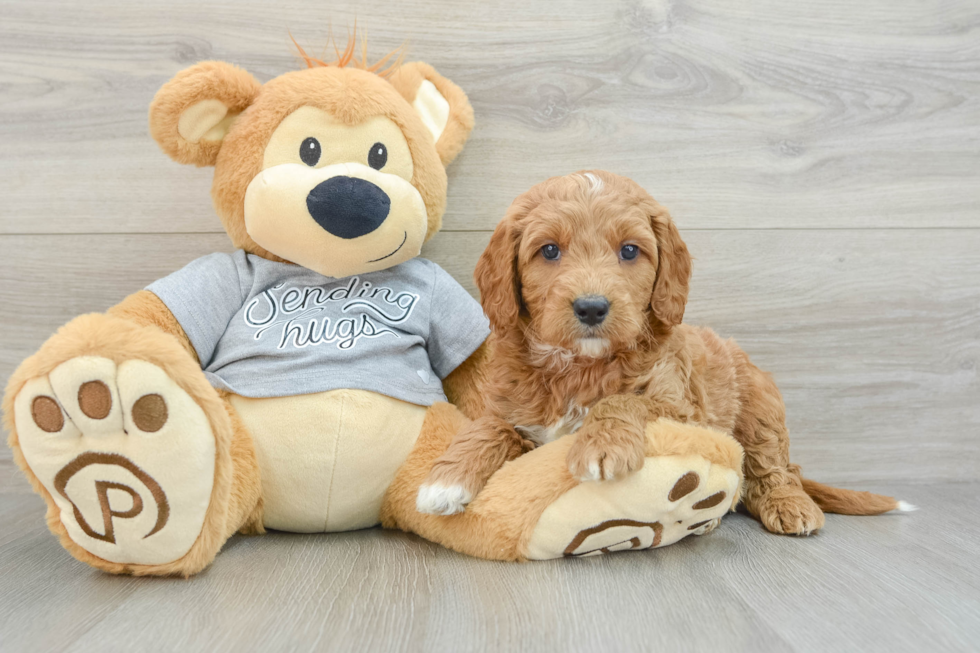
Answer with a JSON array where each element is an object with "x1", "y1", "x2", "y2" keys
[{"x1": 417, "y1": 170, "x2": 905, "y2": 536}]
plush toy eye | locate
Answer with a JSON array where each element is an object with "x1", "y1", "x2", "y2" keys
[
  {"x1": 368, "y1": 142, "x2": 388, "y2": 170},
  {"x1": 620, "y1": 244, "x2": 640, "y2": 261},
  {"x1": 300, "y1": 137, "x2": 321, "y2": 166},
  {"x1": 541, "y1": 244, "x2": 561, "y2": 261}
]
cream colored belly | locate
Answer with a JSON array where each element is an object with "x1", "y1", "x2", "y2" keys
[{"x1": 228, "y1": 389, "x2": 427, "y2": 533}]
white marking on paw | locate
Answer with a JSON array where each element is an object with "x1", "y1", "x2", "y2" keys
[
  {"x1": 896, "y1": 500, "x2": 918, "y2": 512},
  {"x1": 416, "y1": 483, "x2": 472, "y2": 516},
  {"x1": 578, "y1": 461, "x2": 603, "y2": 483}
]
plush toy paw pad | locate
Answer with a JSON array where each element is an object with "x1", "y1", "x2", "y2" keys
[
  {"x1": 526, "y1": 455, "x2": 740, "y2": 560},
  {"x1": 14, "y1": 356, "x2": 216, "y2": 565}
]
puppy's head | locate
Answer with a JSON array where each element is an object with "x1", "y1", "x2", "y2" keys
[{"x1": 476, "y1": 171, "x2": 691, "y2": 357}]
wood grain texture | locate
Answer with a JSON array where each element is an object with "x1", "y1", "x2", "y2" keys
[
  {"x1": 0, "y1": 485, "x2": 976, "y2": 653},
  {"x1": 0, "y1": 0, "x2": 977, "y2": 234},
  {"x1": 0, "y1": 1, "x2": 978, "y2": 650}
]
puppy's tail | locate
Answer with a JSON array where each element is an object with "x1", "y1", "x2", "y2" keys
[{"x1": 801, "y1": 478, "x2": 917, "y2": 515}]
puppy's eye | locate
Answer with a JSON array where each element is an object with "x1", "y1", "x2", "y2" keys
[
  {"x1": 541, "y1": 244, "x2": 561, "y2": 261},
  {"x1": 368, "y1": 142, "x2": 388, "y2": 170},
  {"x1": 620, "y1": 244, "x2": 640, "y2": 261},
  {"x1": 300, "y1": 137, "x2": 321, "y2": 166}
]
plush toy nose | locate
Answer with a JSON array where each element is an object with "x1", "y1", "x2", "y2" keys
[
  {"x1": 306, "y1": 176, "x2": 391, "y2": 239},
  {"x1": 573, "y1": 295, "x2": 610, "y2": 326}
]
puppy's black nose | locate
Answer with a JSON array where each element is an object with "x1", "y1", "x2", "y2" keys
[
  {"x1": 306, "y1": 176, "x2": 391, "y2": 239},
  {"x1": 573, "y1": 295, "x2": 610, "y2": 326}
]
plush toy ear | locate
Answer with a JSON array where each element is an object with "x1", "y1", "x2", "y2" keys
[
  {"x1": 388, "y1": 62, "x2": 474, "y2": 166},
  {"x1": 149, "y1": 61, "x2": 262, "y2": 167}
]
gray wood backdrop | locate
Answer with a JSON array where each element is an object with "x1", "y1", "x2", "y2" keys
[
  {"x1": 2, "y1": 3, "x2": 979, "y2": 652},
  {"x1": 1, "y1": 0, "x2": 978, "y2": 491}
]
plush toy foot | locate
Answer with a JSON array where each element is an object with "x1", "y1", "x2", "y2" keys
[
  {"x1": 1, "y1": 310, "x2": 249, "y2": 577},
  {"x1": 525, "y1": 450, "x2": 741, "y2": 559},
  {"x1": 383, "y1": 411, "x2": 745, "y2": 562},
  {"x1": 12, "y1": 355, "x2": 217, "y2": 568}
]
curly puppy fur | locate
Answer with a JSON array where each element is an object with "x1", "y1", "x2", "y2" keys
[{"x1": 423, "y1": 170, "x2": 901, "y2": 535}]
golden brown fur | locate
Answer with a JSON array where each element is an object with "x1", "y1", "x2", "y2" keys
[{"x1": 423, "y1": 170, "x2": 899, "y2": 534}]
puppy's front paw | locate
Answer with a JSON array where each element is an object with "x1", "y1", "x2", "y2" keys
[
  {"x1": 416, "y1": 483, "x2": 473, "y2": 516},
  {"x1": 567, "y1": 421, "x2": 645, "y2": 482}
]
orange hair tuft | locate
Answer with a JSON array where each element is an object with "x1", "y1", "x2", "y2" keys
[{"x1": 290, "y1": 24, "x2": 406, "y2": 79}]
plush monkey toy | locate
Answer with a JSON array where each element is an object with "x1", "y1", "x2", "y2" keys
[{"x1": 3, "y1": 43, "x2": 745, "y2": 576}]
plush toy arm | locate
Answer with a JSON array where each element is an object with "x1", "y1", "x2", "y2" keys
[
  {"x1": 441, "y1": 340, "x2": 490, "y2": 420},
  {"x1": 106, "y1": 290, "x2": 199, "y2": 363}
]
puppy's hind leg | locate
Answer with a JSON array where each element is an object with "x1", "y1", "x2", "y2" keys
[{"x1": 732, "y1": 357, "x2": 825, "y2": 536}]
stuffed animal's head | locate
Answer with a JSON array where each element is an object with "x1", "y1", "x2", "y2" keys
[{"x1": 148, "y1": 46, "x2": 473, "y2": 278}]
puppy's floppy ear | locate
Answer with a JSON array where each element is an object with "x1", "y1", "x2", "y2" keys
[
  {"x1": 648, "y1": 202, "x2": 692, "y2": 327},
  {"x1": 388, "y1": 62, "x2": 474, "y2": 166},
  {"x1": 475, "y1": 215, "x2": 522, "y2": 332},
  {"x1": 149, "y1": 61, "x2": 261, "y2": 167}
]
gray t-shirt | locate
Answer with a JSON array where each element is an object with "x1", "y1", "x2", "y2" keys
[{"x1": 147, "y1": 251, "x2": 489, "y2": 405}]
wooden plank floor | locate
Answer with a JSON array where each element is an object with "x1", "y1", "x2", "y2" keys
[
  {"x1": 0, "y1": 0, "x2": 978, "y2": 651},
  {"x1": 0, "y1": 483, "x2": 976, "y2": 653}
]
